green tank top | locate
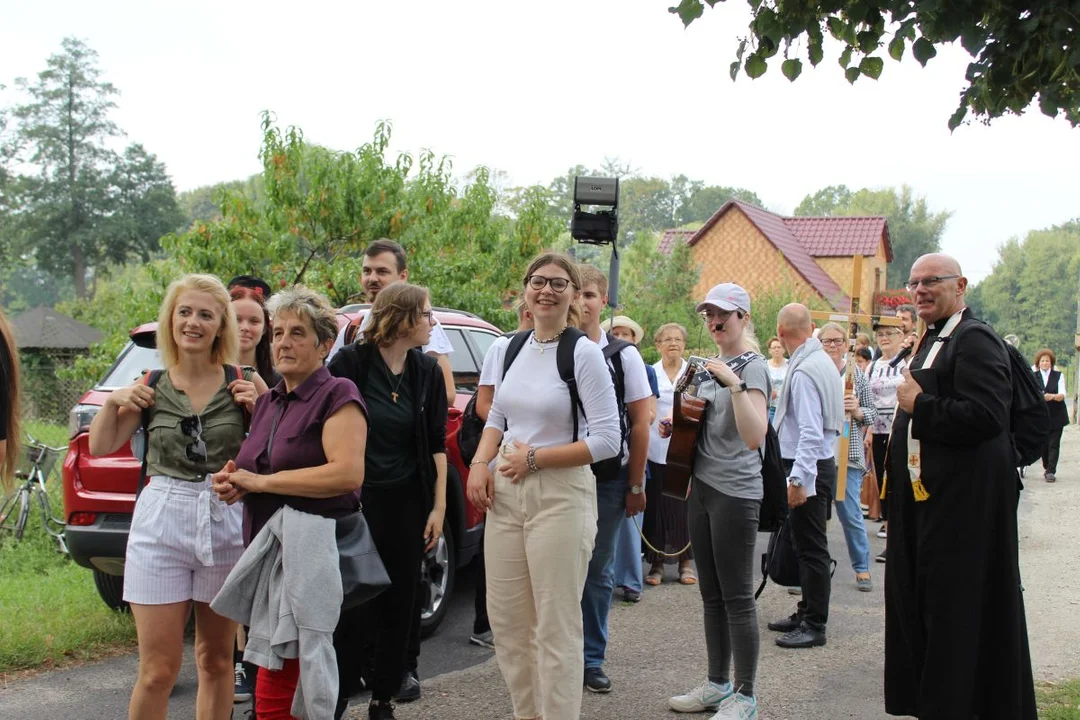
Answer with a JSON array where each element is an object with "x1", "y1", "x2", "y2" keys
[{"x1": 145, "y1": 368, "x2": 252, "y2": 482}]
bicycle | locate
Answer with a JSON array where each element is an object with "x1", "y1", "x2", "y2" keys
[{"x1": 0, "y1": 435, "x2": 68, "y2": 554}]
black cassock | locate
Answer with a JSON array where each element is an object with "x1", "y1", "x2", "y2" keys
[{"x1": 884, "y1": 309, "x2": 1036, "y2": 720}]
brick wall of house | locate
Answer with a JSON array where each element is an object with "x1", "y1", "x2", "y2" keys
[
  {"x1": 691, "y1": 209, "x2": 820, "y2": 302},
  {"x1": 813, "y1": 236, "x2": 890, "y2": 305}
]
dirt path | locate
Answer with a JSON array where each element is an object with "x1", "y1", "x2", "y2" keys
[{"x1": 369, "y1": 427, "x2": 1080, "y2": 720}]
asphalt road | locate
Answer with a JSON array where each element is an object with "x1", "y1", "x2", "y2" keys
[{"x1": 0, "y1": 560, "x2": 492, "y2": 719}]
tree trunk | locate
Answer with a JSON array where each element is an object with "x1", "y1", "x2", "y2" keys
[{"x1": 73, "y1": 245, "x2": 87, "y2": 299}]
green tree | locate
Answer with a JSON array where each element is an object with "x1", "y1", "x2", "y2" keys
[
  {"x1": 670, "y1": 1, "x2": 1080, "y2": 129},
  {"x1": 679, "y1": 184, "x2": 765, "y2": 224},
  {"x1": 974, "y1": 221, "x2": 1080, "y2": 364},
  {"x1": 104, "y1": 144, "x2": 186, "y2": 266},
  {"x1": 176, "y1": 177, "x2": 262, "y2": 227},
  {"x1": 794, "y1": 185, "x2": 950, "y2": 280}
]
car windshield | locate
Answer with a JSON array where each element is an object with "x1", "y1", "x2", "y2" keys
[{"x1": 99, "y1": 341, "x2": 163, "y2": 389}]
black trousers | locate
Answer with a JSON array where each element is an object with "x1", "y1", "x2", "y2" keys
[
  {"x1": 1043, "y1": 426, "x2": 1064, "y2": 474},
  {"x1": 872, "y1": 434, "x2": 890, "y2": 521},
  {"x1": 782, "y1": 458, "x2": 835, "y2": 631},
  {"x1": 355, "y1": 483, "x2": 426, "y2": 702}
]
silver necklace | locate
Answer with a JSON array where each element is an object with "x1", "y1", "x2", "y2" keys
[{"x1": 533, "y1": 327, "x2": 566, "y2": 354}]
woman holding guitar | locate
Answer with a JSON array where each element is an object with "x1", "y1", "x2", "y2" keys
[{"x1": 660, "y1": 283, "x2": 769, "y2": 720}]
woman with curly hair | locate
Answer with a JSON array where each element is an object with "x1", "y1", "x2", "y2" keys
[{"x1": 1033, "y1": 348, "x2": 1069, "y2": 483}]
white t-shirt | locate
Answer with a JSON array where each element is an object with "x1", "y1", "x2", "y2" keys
[
  {"x1": 327, "y1": 312, "x2": 454, "y2": 361},
  {"x1": 485, "y1": 333, "x2": 621, "y2": 463},
  {"x1": 648, "y1": 359, "x2": 687, "y2": 465},
  {"x1": 478, "y1": 334, "x2": 511, "y2": 390}
]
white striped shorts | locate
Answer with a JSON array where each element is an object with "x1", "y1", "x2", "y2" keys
[{"x1": 123, "y1": 475, "x2": 244, "y2": 605}]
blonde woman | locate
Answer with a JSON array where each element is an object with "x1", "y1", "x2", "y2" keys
[{"x1": 89, "y1": 274, "x2": 267, "y2": 719}]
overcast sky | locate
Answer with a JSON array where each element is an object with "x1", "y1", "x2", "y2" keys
[{"x1": 3, "y1": 0, "x2": 1077, "y2": 284}]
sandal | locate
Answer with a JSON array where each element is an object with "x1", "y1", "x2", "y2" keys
[
  {"x1": 645, "y1": 566, "x2": 663, "y2": 586},
  {"x1": 679, "y1": 566, "x2": 698, "y2": 585}
]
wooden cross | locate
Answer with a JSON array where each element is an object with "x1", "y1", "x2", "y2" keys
[{"x1": 809, "y1": 255, "x2": 902, "y2": 498}]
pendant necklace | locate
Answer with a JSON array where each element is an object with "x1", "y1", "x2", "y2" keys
[
  {"x1": 533, "y1": 327, "x2": 566, "y2": 354},
  {"x1": 380, "y1": 355, "x2": 407, "y2": 403}
]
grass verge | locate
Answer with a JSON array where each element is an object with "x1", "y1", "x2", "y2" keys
[
  {"x1": 1038, "y1": 679, "x2": 1080, "y2": 719},
  {"x1": 0, "y1": 423, "x2": 137, "y2": 674}
]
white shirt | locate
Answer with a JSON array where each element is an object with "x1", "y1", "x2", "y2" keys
[
  {"x1": 777, "y1": 367, "x2": 839, "y2": 498},
  {"x1": 1041, "y1": 369, "x2": 1066, "y2": 396},
  {"x1": 327, "y1": 312, "x2": 454, "y2": 361},
  {"x1": 485, "y1": 332, "x2": 621, "y2": 463},
  {"x1": 648, "y1": 359, "x2": 687, "y2": 465},
  {"x1": 478, "y1": 334, "x2": 511, "y2": 390}
]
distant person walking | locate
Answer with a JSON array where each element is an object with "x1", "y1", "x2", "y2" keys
[
  {"x1": 765, "y1": 337, "x2": 788, "y2": 425},
  {"x1": 1033, "y1": 348, "x2": 1069, "y2": 482}
]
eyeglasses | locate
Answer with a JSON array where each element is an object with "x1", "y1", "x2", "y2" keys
[
  {"x1": 659, "y1": 337, "x2": 685, "y2": 345},
  {"x1": 526, "y1": 275, "x2": 572, "y2": 293},
  {"x1": 701, "y1": 309, "x2": 739, "y2": 323},
  {"x1": 419, "y1": 310, "x2": 435, "y2": 324},
  {"x1": 874, "y1": 329, "x2": 901, "y2": 338},
  {"x1": 820, "y1": 338, "x2": 846, "y2": 347},
  {"x1": 904, "y1": 275, "x2": 959, "y2": 291},
  {"x1": 180, "y1": 415, "x2": 207, "y2": 463}
]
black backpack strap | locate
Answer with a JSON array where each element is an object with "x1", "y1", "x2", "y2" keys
[
  {"x1": 555, "y1": 328, "x2": 588, "y2": 442},
  {"x1": 136, "y1": 370, "x2": 165, "y2": 499},
  {"x1": 501, "y1": 330, "x2": 532, "y2": 380}
]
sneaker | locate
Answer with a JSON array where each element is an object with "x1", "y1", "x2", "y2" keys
[
  {"x1": 709, "y1": 693, "x2": 758, "y2": 720},
  {"x1": 368, "y1": 701, "x2": 396, "y2": 720},
  {"x1": 394, "y1": 669, "x2": 420, "y2": 703},
  {"x1": 786, "y1": 586, "x2": 802, "y2": 595},
  {"x1": 1046, "y1": 472, "x2": 1057, "y2": 483},
  {"x1": 469, "y1": 629, "x2": 495, "y2": 649},
  {"x1": 669, "y1": 679, "x2": 732, "y2": 712},
  {"x1": 856, "y1": 576, "x2": 873, "y2": 592},
  {"x1": 623, "y1": 587, "x2": 642, "y2": 603},
  {"x1": 584, "y1": 667, "x2": 612, "y2": 693},
  {"x1": 875, "y1": 549, "x2": 887, "y2": 563},
  {"x1": 233, "y1": 662, "x2": 252, "y2": 703},
  {"x1": 876, "y1": 527, "x2": 887, "y2": 538}
]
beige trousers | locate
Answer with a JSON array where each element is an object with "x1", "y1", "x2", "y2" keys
[{"x1": 485, "y1": 465, "x2": 598, "y2": 720}]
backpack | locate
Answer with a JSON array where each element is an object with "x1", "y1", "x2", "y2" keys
[
  {"x1": 757, "y1": 423, "x2": 788, "y2": 533},
  {"x1": 951, "y1": 322, "x2": 1049, "y2": 468},
  {"x1": 342, "y1": 315, "x2": 365, "y2": 346},
  {"x1": 133, "y1": 365, "x2": 248, "y2": 498},
  {"x1": 502, "y1": 329, "x2": 633, "y2": 483},
  {"x1": 755, "y1": 517, "x2": 837, "y2": 599},
  {"x1": 458, "y1": 332, "x2": 516, "y2": 466}
]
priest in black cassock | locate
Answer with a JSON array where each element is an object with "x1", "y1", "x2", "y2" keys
[{"x1": 884, "y1": 253, "x2": 1036, "y2": 720}]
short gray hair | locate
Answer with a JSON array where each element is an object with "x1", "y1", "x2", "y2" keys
[{"x1": 267, "y1": 285, "x2": 339, "y2": 345}]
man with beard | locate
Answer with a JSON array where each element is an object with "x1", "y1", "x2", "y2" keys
[{"x1": 885, "y1": 253, "x2": 1036, "y2": 719}]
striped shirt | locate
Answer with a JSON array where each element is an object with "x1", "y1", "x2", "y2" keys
[{"x1": 841, "y1": 364, "x2": 877, "y2": 470}]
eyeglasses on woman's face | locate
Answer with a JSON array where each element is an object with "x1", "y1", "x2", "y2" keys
[
  {"x1": 874, "y1": 329, "x2": 901, "y2": 339},
  {"x1": 526, "y1": 275, "x2": 572, "y2": 293},
  {"x1": 820, "y1": 337, "x2": 846, "y2": 347},
  {"x1": 658, "y1": 336, "x2": 685, "y2": 346}
]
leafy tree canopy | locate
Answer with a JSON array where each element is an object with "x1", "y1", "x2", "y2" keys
[
  {"x1": 670, "y1": 0, "x2": 1080, "y2": 129},
  {"x1": 794, "y1": 184, "x2": 950, "y2": 280}
]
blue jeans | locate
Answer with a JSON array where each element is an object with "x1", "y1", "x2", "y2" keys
[
  {"x1": 833, "y1": 466, "x2": 871, "y2": 574},
  {"x1": 612, "y1": 514, "x2": 643, "y2": 592},
  {"x1": 582, "y1": 476, "x2": 627, "y2": 670}
]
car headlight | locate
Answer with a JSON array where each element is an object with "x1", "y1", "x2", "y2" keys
[{"x1": 68, "y1": 404, "x2": 101, "y2": 439}]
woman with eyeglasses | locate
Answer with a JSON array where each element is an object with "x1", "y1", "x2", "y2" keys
[
  {"x1": 89, "y1": 273, "x2": 268, "y2": 719},
  {"x1": 764, "y1": 336, "x2": 788, "y2": 426},
  {"x1": 865, "y1": 321, "x2": 908, "y2": 558},
  {"x1": 643, "y1": 323, "x2": 696, "y2": 587},
  {"x1": 466, "y1": 251, "x2": 620, "y2": 720},
  {"x1": 327, "y1": 282, "x2": 448, "y2": 720},
  {"x1": 661, "y1": 283, "x2": 769, "y2": 720}
]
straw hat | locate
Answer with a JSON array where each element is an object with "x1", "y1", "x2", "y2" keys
[{"x1": 600, "y1": 315, "x2": 645, "y2": 344}]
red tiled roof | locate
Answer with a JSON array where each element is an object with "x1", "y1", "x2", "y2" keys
[
  {"x1": 657, "y1": 229, "x2": 696, "y2": 255},
  {"x1": 687, "y1": 200, "x2": 851, "y2": 310},
  {"x1": 783, "y1": 216, "x2": 892, "y2": 261}
]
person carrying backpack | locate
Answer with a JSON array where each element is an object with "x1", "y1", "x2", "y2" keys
[
  {"x1": 466, "y1": 252, "x2": 620, "y2": 720},
  {"x1": 661, "y1": 283, "x2": 770, "y2": 720},
  {"x1": 885, "y1": 253, "x2": 1036, "y2": 720}
]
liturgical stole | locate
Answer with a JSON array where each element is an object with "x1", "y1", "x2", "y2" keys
[{"x1": 906, "y1": 308, "x2": 966, "y2": 502}]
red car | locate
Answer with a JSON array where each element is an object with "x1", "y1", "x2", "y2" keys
[{"x1": 63, "y1": 307, "x2": 500, "y2": 635}]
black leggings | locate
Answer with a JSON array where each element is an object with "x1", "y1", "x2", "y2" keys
[{"x1": 872, "y1": 434, "x2": 890, "y2": 521}]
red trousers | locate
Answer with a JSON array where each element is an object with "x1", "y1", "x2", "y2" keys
[{"x1": 254, "y1": 658, "x2": 300, "y2": 719}]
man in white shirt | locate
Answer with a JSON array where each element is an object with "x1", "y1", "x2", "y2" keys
[
  {"x1": 576, "y1": 265, "x2": 651, "y2": 694},
  {"x1": 327, "y1": 238, "x2": 456, "y2": 407},
  {"x1": 768, "y1": 304, "x2": 843, "y2": 649}
]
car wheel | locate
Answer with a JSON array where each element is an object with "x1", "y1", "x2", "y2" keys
[
  {"x1": 93, "y1": 570, "x2": 129, "y2": 612},
  {"x1": 419, "y1": 517, "x2": 455, "y2": 638}
]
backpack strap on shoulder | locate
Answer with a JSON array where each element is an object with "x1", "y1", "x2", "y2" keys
[
  {"x1": 501, "y1": 330, "x2": 532, "y2": 380},
  {"x1": 136, "y1": 370, "x2": 165, "y2": 499},
  {"x1": 224, "y1": 365, "x2": 252, "y2": 432},
  {"x1": 556, "y1": 328, "x2": 588, "y2": 442},
  {"x1": 343, "y1": 316, "x2": 364, "y2": 346}
]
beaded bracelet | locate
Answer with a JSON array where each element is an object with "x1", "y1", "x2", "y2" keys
[{"x1": 525, "y1": 446, "x2": 539, "y2": 474}]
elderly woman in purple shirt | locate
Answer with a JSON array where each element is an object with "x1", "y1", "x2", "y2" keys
[{"x1": 212, "y1": 285, "x2": 367, "y2": 720}]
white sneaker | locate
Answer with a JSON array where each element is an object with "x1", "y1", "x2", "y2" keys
[
  {"x1": 709, "y1": 693, "x2": 758, "y2": 720},
  {"x1": 669, "y1": 680, "x2": 732, "y2": 712},
  {"x1": 876, "y1": 527, "x2": 887, "y2": 538}
]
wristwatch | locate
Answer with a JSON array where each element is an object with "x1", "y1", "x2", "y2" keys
[
  {"x1": 729, "y1": 381, "x2": 748, "y2": 394},
  {"x1": 628, "y1": 484, "x2": 644, "y2": 495},
  {"x1": 788, "y1": 477, "x2": 803, "y2": 488}
]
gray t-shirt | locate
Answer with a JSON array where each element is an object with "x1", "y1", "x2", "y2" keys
[{"x1": 693, "y1": 355, "x2": 771, "y2": 500}]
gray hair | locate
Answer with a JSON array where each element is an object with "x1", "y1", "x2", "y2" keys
[{"x1": 267, "y1": 285, "x2": 339, "y2": 345}]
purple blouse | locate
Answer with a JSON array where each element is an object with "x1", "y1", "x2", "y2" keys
[{"x1": 237, "y1": 365, "x2": 366, "y2": 543}]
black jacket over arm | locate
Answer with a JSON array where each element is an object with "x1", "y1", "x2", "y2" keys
[{"x1": 327, "y1": 342, "x2": 448, "y2": 514}]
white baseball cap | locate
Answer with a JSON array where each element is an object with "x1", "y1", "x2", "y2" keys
[{"x1": 695, "y1": 283, "x2": 751, "y2": 315}]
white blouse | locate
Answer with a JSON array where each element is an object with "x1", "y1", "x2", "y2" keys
[{"x1": 648, "y1": 359, "x2": 688, "y2": 466}]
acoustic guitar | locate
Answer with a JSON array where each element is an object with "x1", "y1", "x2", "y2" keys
[{"x1": 662, "y1": 352, "x2": 759, "y2": 500}]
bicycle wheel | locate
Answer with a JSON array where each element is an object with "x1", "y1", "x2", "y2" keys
[
  {"x1": 33, "y1": 485, "x2": 68, "y2": 554},
  {"x1": 14, "y1": 488, "x2": 31, "y2": 540},
  {"x1": 0, "y1": 488, "x2": 22, "y2": 534}
]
